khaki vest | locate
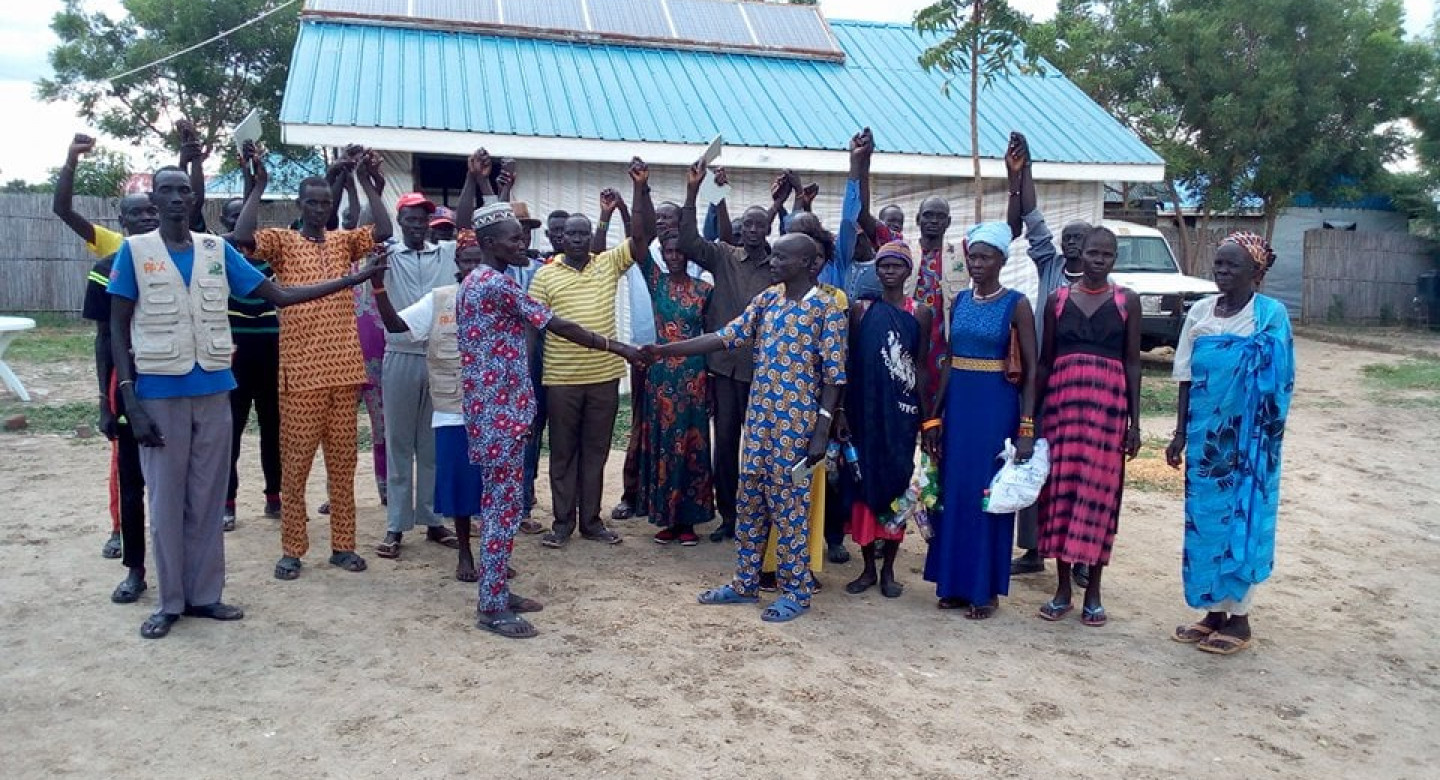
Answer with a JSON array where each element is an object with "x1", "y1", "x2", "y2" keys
[
  {"x1": 128, "y1": 231, "x2": 234, "y2": 376},
  {"x1": 426, "y1": 285, "x2": 462, "y2": 415}
]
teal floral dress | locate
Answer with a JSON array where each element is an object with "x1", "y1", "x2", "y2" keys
[{"x1": 635, "y1": 250, "x2": 715, "y2": 528}]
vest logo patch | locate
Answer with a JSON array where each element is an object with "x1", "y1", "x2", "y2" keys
[
  {"x1": 202, "y1": 237, "x2": 218, "y2": 250},
  {"x1": 143, "y1": 261, "x2": 167, "y2": 274},
  {"x1": 208, "y1": 261, "x2": 222, "y2": 275}
]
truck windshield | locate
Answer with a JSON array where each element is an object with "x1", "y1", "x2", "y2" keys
[{"x1": 1114, "y1": 236, "x2": 1179, "y2": 273}]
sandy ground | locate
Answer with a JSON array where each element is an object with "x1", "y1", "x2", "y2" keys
[{"x1": 0, "y1": 336, "x2": 1437, "y2": 779}]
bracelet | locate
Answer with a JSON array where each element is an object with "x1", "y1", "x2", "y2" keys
[
  {"x1": 372, "y1": 286, "x2": 386, "y2": 295},
  {"x1": 602, "y1": 337, "x2": 610, "y2": 352},
  {"x1": 818, "y1": 408, "x2": 832, "y2": 419},
  {"x1": 921, "y1": 418, "x2": 943, "y2": 431},
  {"x1": 596, "y1": 220, "x2": 610, "y2": 229}
]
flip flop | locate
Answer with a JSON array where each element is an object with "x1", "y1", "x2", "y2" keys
[
  {"x1": 697, "y1": 584, "x2": 759, "y2": 605},
  {"x1": 110, "y1": 577, "x2": 148, "y2": 604},
  {"x1": 101, "y1": 533, "x2": 122, "y2": 559},
  {"x1": 761, "y1": 596, "x2": 809, "y2": 623},
  {"x1": 1196, "y1": 633, "x2": 1252, "y2": 655},
  {"x1": 375, "y1": 537, "x2": 402, "y2": 559},
  {"x1": 273, "y1": 556, "x2": 303, "y2": 581},
  {"x1": 965, "y1": 603, "x2": 997, "y2": 620},
  {"x1": 456, "y1": 562, "x2": 478, "y2": 583},
  {"x1": 426, "y1": 527, "x2": 461, "y2": 549},
  {"x1": 1173, "y1": 623, "x2": 1217, "y2": 643},
  {"x1": 937, "y1": 597, "x2": 969, "y2": 610},
  {"x1": 1081, "y1": 605, "x2": 1108, "y2": 627},
  {"x1": 329, "y1": 551, "x2": 367, "y2": 572},
  {"x1": 475, "y1": 610, "x2": 537, "y2": 639},
  {"x1": 140, "y1": 613, "x2": 179, "y2": 639},
  {"x1": 1038, "y1": 599, "x2": 1074, "y2": 621}
]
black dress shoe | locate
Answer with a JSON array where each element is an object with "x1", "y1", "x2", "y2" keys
[
  {"x1": 1010, "y1": 553, "x2": 1045, "y2": 575},
  {"x1": 709, "y1": 522, "x2": 735, "y2": 543},
  {"x1": 183, "y1": 602, "x2": 245, "y2": 621}
]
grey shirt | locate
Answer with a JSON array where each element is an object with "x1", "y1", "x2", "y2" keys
[
  {"x1": 383, "y1": 239, "x2": 457, "y2": 354},
  {"x1": 679, "y1": 205, "x2": 773, "y2": 383},
  {"x1": 1022, "y1": 209, "x2": 1065, "y2": 343}
]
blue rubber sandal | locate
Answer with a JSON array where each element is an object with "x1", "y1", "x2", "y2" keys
[
  {"x1": 761, "y1": 596, "x2": 809, "y2": 623},
  {"x1": 697, "y1": 585, "x2": 759, "y2": 605}
]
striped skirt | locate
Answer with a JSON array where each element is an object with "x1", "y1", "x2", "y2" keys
[{"x1": 1036, "y1": 353, "x2": 1128, "y2": 566}]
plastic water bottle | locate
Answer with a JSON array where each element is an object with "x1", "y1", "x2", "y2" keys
[
  {"x1": 981, "y1": 489, "x2": 991, "y2": 511},
  {"x1": 825, "y1": 441, "x2": 841, "y2": 485},
  {"x1": 842, "y1": 441, "x2": 863, "y2": 483}
]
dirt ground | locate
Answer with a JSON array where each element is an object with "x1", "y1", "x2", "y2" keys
[{"x1": 0, "y1": 336, "x2": 1436, "y2": 779}]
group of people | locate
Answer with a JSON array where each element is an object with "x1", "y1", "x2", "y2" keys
[{"x1": 56, "y1": 124, "x2": 1293, "y2": 653}]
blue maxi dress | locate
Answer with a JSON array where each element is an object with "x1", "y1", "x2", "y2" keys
[{"x1": 924, "y1": 289, "x2": 1022, "y2": 604}]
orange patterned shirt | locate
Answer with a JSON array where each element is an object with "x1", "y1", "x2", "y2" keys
[{"x1": 251, "y1": 228, "x2": 376, "y2": 393}]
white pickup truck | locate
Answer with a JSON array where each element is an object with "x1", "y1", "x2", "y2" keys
[{"x1": 1103, "y1": 220, "x2": 1217, "y2": 351}]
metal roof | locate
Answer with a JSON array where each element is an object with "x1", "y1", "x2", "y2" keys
[{"x1": 280, "y1": 18, "x2": 1163, "y2": 168}]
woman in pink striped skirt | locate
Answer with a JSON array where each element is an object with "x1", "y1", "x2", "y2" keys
[{"x1": 1034, "y1": 227, "x2": 1141, "y2": 627}]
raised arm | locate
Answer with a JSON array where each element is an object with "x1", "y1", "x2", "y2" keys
[
  {"x1": 679, "y1": 160, "x2": 724, "y2": 272},
  {"x1": 51, "y1": 134, "x2": 99, "y2": 244},
  {"x1": 359, "y1": 151, "x2": 393, "y2": 243},
  {"x1": 626, "y1": 157, "x2": 654, "y2": 255},
  {"x1": 764, "y1": 171, "x2": 794, "y2": 232},
  {"x1": 455, "y1": 149, "x2": 487, "y2": 229},
  {"x1": 177, "y1": 120, "x2": 208, "y2": 231},
  {"x1": 852, "y1": 128, "x2": 879, "y2": 240},
  {"x1": 324, "y1": 157, "x2": 353, "y2": 231},
  {"x1": 1005, "y1": 132, "x2": 1037, "y2": 240},
  {"x1": 496, "y1": 158, "x2": 516, "y2": 202},
  {"x1": 593, "y1": 188, "x2": 621, "y2": 254},
  {"x1": 711, "y1": 167, "x2": 733, "y2": 245},
  {"x1": 231, "y1": 142, "x2": 268, "y2": 246}
]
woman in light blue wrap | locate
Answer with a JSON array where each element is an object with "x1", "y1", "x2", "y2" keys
[{"x1": 1165, "y1": 232, "x2": 1294, "y2": 655}]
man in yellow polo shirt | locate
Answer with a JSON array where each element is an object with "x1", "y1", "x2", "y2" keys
[{"x1": 530, "y1": 159, "x2": 655, "y2": 548}]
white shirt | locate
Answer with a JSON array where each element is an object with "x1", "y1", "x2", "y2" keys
[
  {"x1": 1172, "y1": 295, "x2": 1257, "y2": 382},
  {"x1": 398, "y1": 291, "x2": 465, "y2": 428}
]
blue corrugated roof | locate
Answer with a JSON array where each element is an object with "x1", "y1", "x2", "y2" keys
[{"x1": 281, "y1": 19, "x2": 1161, "y2": 166}]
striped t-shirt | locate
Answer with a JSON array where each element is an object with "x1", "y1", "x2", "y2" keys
[
  {"x1": 224, "y1": 238, "x2": 278, "y2": 337},
  {"x1": 527, "y1": 241, "x2": 634, "y2": 386}
]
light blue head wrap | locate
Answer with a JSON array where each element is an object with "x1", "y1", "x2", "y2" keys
[{"x1": 965, "y1": 222, "x2": 1012, "y2": 255}]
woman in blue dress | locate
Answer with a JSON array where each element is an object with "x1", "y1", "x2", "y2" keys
[{"x1": 923, "y1": 222, "x2": 1038, "y2": 620}]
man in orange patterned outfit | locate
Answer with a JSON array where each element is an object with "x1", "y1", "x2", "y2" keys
[{"x1": 233, "y1": 148, "x2": 393, "y2": 580}]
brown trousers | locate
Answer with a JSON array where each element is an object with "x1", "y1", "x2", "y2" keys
[{"x1": 545, "y1": 379, "x2": 619, "y2": 539}]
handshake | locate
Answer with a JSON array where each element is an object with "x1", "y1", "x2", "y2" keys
[{"x1": 613, "y1": 343, "x2": 672, "y2": 368}]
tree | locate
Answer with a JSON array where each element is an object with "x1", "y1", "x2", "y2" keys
[
  {"x1": 1029, "y1": 0, "x2": 1430, "y2": 268},
  {"x1": 37, "y1": 0, "x2": 301, "y2": 165},
  {"x1": 47, "y1": 146, "x2": 132, "y2": 197},
  {"x1": 2, "y1": 179, "x2": 51, "y2": 194},
  {"x1": 915, "y1": 1, "x2": 1041, "y2": 223}
]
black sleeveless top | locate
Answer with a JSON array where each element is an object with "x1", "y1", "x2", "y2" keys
[{"x1": 1055, "y1": 291, "x2": 1126, "y2": 361}]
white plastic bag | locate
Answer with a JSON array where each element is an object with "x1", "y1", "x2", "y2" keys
[{"x1": 985, "y1": 438, "x2": 1050, "y2": 514}]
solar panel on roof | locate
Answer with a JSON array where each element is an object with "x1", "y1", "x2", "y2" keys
[
  {"x1": 744, "y1": 2, "x2": 837, "y2": 52},
  {"x1": 413, "y1": 0, "x2": 499, "y2": 25},
  {"x1": 307, "y1": 0, "x2": 409, "y2": 16},
  {"x1": 668, "y1": 0, "x2": 752, "y2": 46},
  {"x1": 501, "y1": 0, "x2": 586, "y2": 31},
  {"x1": 301, "y1": 0, "x2": 844, "y2": 61},
  {"x1": 589, "y1": 0, "x2": 673, "y2": 40}
]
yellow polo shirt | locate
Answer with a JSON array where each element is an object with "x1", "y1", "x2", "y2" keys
[{"x1": 528, "y1": 241, "x2": 635, "y2": 386}]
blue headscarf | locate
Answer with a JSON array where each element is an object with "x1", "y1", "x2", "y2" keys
[{"x1": 965, "y1": 221, "x2": 1012, "y2": 255}]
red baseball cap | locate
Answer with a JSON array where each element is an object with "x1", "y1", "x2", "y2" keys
[
  {"x1": 396, "y1": 192, "x2": 436, "y2": 213},
  {"x1": 429, "y1": 206, "x2": 456, "y2": 228}
]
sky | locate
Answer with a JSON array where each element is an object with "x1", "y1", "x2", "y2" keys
[{"x1": 0, "y1": 0, "x2": 1434, "y2": 182}]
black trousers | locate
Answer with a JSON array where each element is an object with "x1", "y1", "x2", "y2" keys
[
  {"x1": 710, "y1": 373, "x2": 749, "y2": 525},
  {"x1": 115, "y1": 422, "x2": 146, "y2": 569},
  {"x1": 228, "y1": 335, "x2": 282, "y2": 501}
]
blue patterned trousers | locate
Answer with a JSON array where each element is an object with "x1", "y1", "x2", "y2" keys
[{"x1": 733, "y1": 469, "x2": 814, "y2": 607}]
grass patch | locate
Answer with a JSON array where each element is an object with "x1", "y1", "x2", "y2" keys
[
  {"x1": 1360, "y1": 359, "x2": 1440, "y2": 409},
  {"x1": 0, "y1": 401, "x2": 97, "y2": 435},
  {"x1": 3, "y1": 323, "x2": 93, "y2": 363},
  {"x1": 1140, "y1": 364, "x2": 1179, "y2": 416}
]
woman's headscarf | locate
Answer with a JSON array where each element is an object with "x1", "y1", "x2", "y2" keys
[
  {"x1": 964, "y1": 221, "x2": 1012, "y2": 255},
  {"x1": 1221, "y1": 231, "x2": 1276, "y2": 273}
]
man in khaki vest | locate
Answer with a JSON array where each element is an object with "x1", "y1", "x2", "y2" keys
[{"x1": 109, "y1": 166, "x2": 383, "y2": 640}]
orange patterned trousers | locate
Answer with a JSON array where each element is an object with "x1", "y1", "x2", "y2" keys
[{"x1": 279, "y1": 384, "x2": 360, "y2": 557}]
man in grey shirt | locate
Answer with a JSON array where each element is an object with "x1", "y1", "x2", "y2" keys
[{"x1": 677, "y1": 161, "x2": 775, "y2": 543}]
